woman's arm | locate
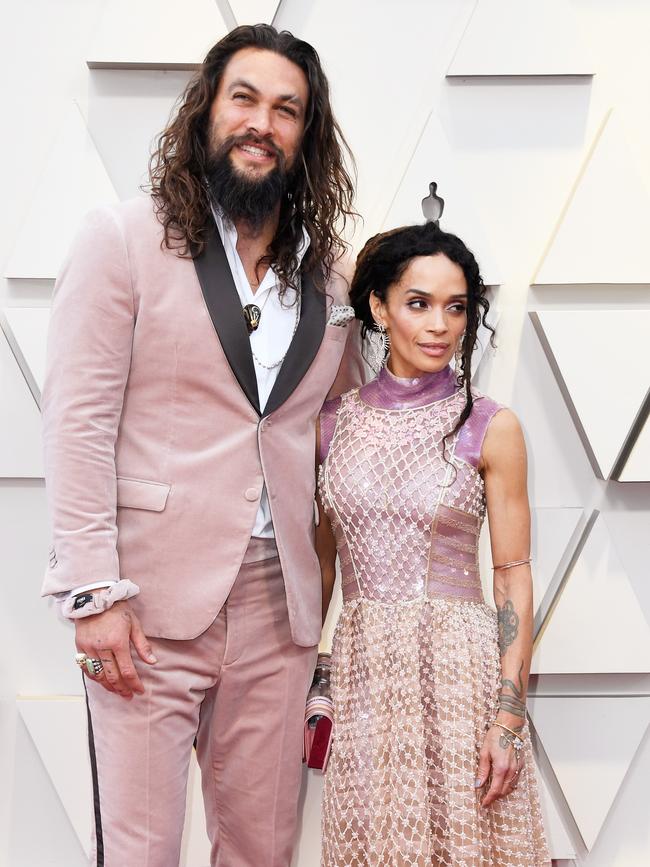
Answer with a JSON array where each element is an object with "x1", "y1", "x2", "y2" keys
[
  {"x1": 315, "y1": 419, "x2": 338, "y2": 624},
  {"x1": 476, "y1": 408, "x2": 533, "y2": 807}
]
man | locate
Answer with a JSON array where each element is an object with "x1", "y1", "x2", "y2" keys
[{"x1": 41, "y1": 24, "x2": 362, "y2": 867}]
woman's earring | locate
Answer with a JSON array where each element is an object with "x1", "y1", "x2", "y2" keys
[
  {"x1": 454, "y1": 334, "x2": 465, "y2": 378},
  {"x1": 368, "y1": 323, "x2": 390, "y2": 372},
  {"x1": 378, "y1": 324, "x2": 391, "y2": 360}
]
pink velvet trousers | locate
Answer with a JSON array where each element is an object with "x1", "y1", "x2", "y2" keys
[{"x1": 85, "y1": 538, "x2": 318, "y2": 867}]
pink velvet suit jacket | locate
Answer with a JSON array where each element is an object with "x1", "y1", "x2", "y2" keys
[{"x1": 41, "y1": 197, "x2": 363, "y2": 646}]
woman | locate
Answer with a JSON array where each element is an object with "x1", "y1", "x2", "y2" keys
[{"x1": 316, "y1": 223, "x2": 550, "y2": 865}]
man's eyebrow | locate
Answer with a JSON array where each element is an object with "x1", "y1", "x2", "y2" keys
[
  {"x1": 278, "y1": 93, "x2": 305, "y2": 110},
  {"x1": 228, "y1": 78, "x2": 260, "y2": 94},
  {"x1": 228, "y1": 79, "x2": 304, "y2": 111}
]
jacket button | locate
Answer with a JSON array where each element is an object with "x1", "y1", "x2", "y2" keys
[{"x1": 244, "y1": 487, "x2": 259, "y2": 502}]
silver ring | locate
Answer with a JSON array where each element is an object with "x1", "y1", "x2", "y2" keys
[{"x1": 75, "y1": 653, "x2": 104, "y2": 677}]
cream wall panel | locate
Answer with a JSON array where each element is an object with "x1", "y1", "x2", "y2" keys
[
  {"x1": 534, "y1": 111, "x2": 650, "y2": 284},
  {"x1": 447, "y1": 0, "x2": 594, "y2": 77},
  {"x1": 536, "y1": 764, "x2": 577, "y2": 860},
  {"x1": 4, "y1": 103, "x2": 119, "y2": 280},
  {"x1": 17, "y1": 698, "x2": 92, "y2": 858},
  {"x1": 531, "y1": 310, "x2": 650, "y2": 479},
  {"x1": 382, "y1": 111, "x2": 502, "y2": 285},
  {"x1": 1, "y1": 307, "x2": 50, "y2": 406},
  {"x1": 229, "y1": 0, "x2": 280, "y2": 25},
  {"x1": 274, "y1": 0, "x2": 477, "y2": 242},
  {"x1": 8, "y1": 715, "x2": 87, "y2": 867},
  {"x1": 87, "y1": 0, "x2": 228, "y2": 70},
  {"x1": 530, "y1": 507, "x2": 584, "y2": 624},
  {"x1": 512, "y1": 318, "x2": 598, "y2": 506},
  {"x1": 532, "y1": 515, "x2": 650, "y2": 675},
  {"x1": 0, "y1": 332, "x2": 44, "y2": 478},
  {"x1": 618, "y1": 415, "x2": 650, "y2": 483},
  {"x1": 528, "y1": 695, "x2": 650, "y2": 850},
  {"x1": 3, "y1": 2, "x2": 650, "y2": 865}
]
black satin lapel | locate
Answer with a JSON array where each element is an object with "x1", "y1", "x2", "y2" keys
[
  {"x1": 193, "y1": 227, "x2": 260, "y2": 414},
  {"x1": 263, "y1": 270, "x2": 326, "y2": 417}
]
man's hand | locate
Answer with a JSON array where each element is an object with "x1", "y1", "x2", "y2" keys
[{"x1": 75, "y1": 600, "x2": 157, "y2": 698}]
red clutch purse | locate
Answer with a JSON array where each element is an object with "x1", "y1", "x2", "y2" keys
[{"x1": 303, "y1": 652, "x2": 333, "y2": 771}]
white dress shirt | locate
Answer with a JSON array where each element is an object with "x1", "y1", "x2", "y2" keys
[
  {"x1": 213, "y1": 207, "x2": 310, "y2": 538},
  {"x1": 65, "y1": 208, "x2": 310, "y2": 600}
]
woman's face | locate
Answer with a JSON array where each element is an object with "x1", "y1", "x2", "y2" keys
[{"x1": 369, "y1": 253, "x2": 468, "y2": 378}]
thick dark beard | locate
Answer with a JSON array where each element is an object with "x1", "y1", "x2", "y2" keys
[{"x1": 205, "y1": 134, "x2": 289, "y2": 233}]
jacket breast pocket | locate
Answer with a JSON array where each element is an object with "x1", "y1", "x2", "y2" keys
[{"x1": 116, "y1": 476, "x2": 171, "y2": 512}]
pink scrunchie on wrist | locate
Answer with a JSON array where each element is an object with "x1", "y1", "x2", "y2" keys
[{"x1": 60, "y1": 579, "x2": 140, "y2": 620}]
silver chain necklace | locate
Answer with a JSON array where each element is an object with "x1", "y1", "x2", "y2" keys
[{"x1": 250, "y1": 293, "x2": 301, "y2": 370}]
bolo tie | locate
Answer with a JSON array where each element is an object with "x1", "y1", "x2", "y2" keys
[{"x1": 243, "y1": 303, "x2": 262, "y2": 334}]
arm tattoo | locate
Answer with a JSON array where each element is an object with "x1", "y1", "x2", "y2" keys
[
  {"x1": 501, "y1": 660, "x2": 524, "y2": 699},
  {"x1": 497, "y1": 696, "x2": 526, "y2": 719},
  {"x1": 497, "y1": 599, "x2": 519, "y2": 656}
]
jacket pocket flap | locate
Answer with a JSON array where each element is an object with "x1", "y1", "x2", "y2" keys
[{"x1": 116, "y1": 477, "x2": 171, "y2": 512}]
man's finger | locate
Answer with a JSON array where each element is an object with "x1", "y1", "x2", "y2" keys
[
  {"x1": 130, "y1": 616, "x2": 157, "y2": 665},
  {"x1": 90, "y1": 665, "x2": 117, "y2": 694},
  {"x1": 77, "y1": 648, "x2": 116, "y2": 693},
  {"x1": 113, "y1": 644, "x2": 145, "y2": 695},
  {"x1": 97, "y1": 650, "x2": 133, "y2": 698}
]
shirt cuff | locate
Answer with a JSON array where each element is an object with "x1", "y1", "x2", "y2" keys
[{"x1": 61, "y1": 580, "x2": 118, "y2": 602}]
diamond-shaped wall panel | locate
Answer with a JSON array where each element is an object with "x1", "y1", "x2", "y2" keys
[
  {"x1": 447, "y1": 0, "x2": 594, "y2": 77},
  {"x1": 530, "y1": 506, "x2": 584, "y2": 622},
  {"x1": 618, "y1": 413, "x2": 650, "y2": 482},
  {"x1": 383, "y1": 112, "x2": 501, "y2": 286},
  {"x1": 530, "y1": 310, "x2": 650, "y2": 479},
  {"x1": 5, "y1": 103, "x2": 119, "y2": 280},
  {"x1": 0, "y1": 330, "x2": 44, "y2": 477},
  {"x1": 181, "y1": 752, "x2": 211, "y2": 866},
  {"x1": 535, "y1": 761, "x2": 577, "y2": 860},
  {"x1": 2, "y1": 307, "x2": 50, "y2": 407},
  {"x1": 529, "y1": 695, "x2": 650, "y2": 849},
  {"x1": 229, "y1": 0, "x2": 280, "y2": 25},
  {"x1": 533, "y1": 111, "x2": 650, "y2": 284},
  {"x1": 18, "y1": 697, "x2": 92, "y2": 857},
  {"x1": 87, "y1": 0, "x2": 228, "y2": 70},
  {"x1": 532, "y1": 514, "x2": 650, "y2": 674}
]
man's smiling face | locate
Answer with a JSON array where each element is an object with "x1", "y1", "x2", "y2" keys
[{"x1": 208, "y1": 47, "x2": 309, "y2": 182}]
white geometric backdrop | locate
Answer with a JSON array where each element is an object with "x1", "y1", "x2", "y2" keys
[{"x1": 1, "y1": 2, "x2": 649, "y2": 866}]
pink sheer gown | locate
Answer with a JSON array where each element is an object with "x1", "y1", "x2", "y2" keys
[{"x1": 318, "y1": 365, "x2": 550, "y2": 866}]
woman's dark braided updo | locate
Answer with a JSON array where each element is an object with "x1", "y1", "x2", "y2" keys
[{"x1": 349, "y1": 221, "x2": 495, "y2": 442}]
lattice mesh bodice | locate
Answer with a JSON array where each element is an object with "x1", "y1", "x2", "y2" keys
[
  {"x1": 319, "y1": 384, "x2": 551, "y2": 866},
  {"x1": 319, "y1": 389, "x2": 486, "y2": 603}
]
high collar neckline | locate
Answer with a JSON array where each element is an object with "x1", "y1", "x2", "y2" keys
[{"x1": 359, "y1": 364, "x2": 458, "y2": 410}]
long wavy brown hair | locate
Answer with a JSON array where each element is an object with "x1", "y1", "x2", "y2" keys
[{"x1": 148, "y1": 24, "x2": 356, "y2": 291}]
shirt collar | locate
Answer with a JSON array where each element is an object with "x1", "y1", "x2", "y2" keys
[{"x1": 211, "y1": 204, "x2": 311, "y2": 270}]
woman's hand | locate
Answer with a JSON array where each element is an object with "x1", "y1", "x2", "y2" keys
[{"x1": 475, "y1": 725, "x2": 522, "y2": 808}]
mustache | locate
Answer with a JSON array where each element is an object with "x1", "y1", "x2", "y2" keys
[
  {"x1": 211, "y1": 132, "x2": 285, "y2": 167},
  {"x1": 205, "y1": 133, "x2": 291, "y2": 231}
]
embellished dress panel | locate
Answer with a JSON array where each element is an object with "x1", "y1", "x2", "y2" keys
[{"x1": 318, "y1": 375, "x2": 550, "y2": 866}]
